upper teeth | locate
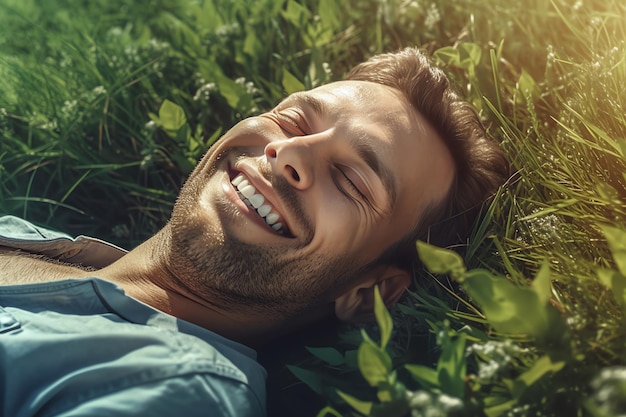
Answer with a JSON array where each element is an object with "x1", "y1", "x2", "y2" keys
[{"x1": 231, "y1": 174, "x2": 285, "y2": 234}]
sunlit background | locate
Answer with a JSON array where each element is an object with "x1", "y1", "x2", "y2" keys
[{"x1": 1, "y1": 1, "x2": 625, "y2": 416}]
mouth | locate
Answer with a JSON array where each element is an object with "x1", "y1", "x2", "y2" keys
[{"x1": 230, "y1": 173, "x2": 294, "y2": 238}]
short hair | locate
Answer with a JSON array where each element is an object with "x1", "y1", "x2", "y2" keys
[{"x1": 346, "y1": 47, "x2": 509, "y2": 270}]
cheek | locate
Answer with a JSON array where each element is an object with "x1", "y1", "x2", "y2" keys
[
  {"x1": 310, "y1": 191, "x2": 374, "y2": 253},
  {"x1": 209, "y1": 117, "x2": 277, "y2": 156}
]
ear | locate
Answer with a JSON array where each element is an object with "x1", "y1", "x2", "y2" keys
[{"x1": 334, "y1": 265, "x2": 411, "y2": 323}]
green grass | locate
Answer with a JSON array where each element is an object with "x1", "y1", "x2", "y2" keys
[{"x1": 1, "y1": 0, "x2": 626, "y2": 416}]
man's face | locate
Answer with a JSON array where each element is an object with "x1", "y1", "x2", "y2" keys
[{"x1": 169, "y1": 80, "x2": 454, "y2": 319}]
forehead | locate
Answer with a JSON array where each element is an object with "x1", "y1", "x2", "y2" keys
[{"x1": 287, "y1": 81, "x2": 412, "y2": 126}]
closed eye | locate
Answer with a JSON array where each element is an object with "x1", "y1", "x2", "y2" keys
[
  {"x1": 273, "y1": 108, "x2": 309, "y2": 135},
  {"x1": 334, "y1": 165, "x2": 367, "y2": 202}
]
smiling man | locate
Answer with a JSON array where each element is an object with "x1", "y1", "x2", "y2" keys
[{"x1": 0, "y1": 48, "x2": 508, "y2": 417}]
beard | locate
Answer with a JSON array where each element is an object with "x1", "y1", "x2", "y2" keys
[{"x1": 166, "y1": 150, "x2": 366, "y2": 320}]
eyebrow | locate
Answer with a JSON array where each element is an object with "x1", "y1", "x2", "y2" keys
[
  {"x1": 350, "y1": 137, "x2": 397, "y2": 210},
  {"x1": 289, "y1": 93, "x2": 327, "y2": 117}
]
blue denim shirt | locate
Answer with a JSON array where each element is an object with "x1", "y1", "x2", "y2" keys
[{"x1": 0, "y1": 216, "x2": 266, "y2": 417}]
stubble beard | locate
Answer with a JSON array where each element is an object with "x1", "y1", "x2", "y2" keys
[{"x1": 167, "y1": 153, "x2": 365, "y2": 319}]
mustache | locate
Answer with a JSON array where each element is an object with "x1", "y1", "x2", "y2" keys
[{"x1": 256, "y1": 158, "x2": 315, "y2": 245}]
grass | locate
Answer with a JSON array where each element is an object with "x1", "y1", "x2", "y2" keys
[{"x1": 1, "y1": 0, "x2": 626, "y2": 416}]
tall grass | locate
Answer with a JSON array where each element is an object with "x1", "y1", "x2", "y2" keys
[{"x1": 1, "y1": 0, "x2": 626, "y2": 416}]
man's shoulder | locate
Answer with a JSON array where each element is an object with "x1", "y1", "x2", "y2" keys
[
  {"x1": 0, "y1": 215, "x2": 126, "y2": 268},
  {"x1": 62, "y1": 374, "x2": 266, "y2": 416},
  {"x1": 0, "y1": 278, "x2": 267, "y2": 416}
]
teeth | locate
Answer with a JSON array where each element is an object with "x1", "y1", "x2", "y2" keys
[
  {"x1": 231, "y1": 174, "x2": 245, "y2": 187},
  {"x1": 249, "y1": 194, "x2": 264, "y2": 208},
  {"x1": 231, "y1": 173, "x2": 289, "y2": 235},
  {"x1": 265, "y1": 213, "x2": 279, "y2": 225},
  {"x1": 257, "y1": 205, "x2": 271, "y2": 217},
  {"x1": 239, "y1": 185, "x2": 255, "y2": 199}
]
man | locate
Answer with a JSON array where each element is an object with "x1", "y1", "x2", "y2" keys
[{"x1": 0, "y1": 48, "x2": 508, "y2": 416}]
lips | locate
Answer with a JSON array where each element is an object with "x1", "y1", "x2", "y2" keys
[{"x1": 230, "y1": 173, "x2": 293, "y2": 237}]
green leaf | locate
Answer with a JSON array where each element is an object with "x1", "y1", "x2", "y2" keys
[
  {"x1": 282, "y1": 68, "x2": 305, "y2": 94},
  {"x1": 377, "y1": 386, "x2": 393, "y2": 402},
  {"x1": 375, "y1": 376, "x2": 404, "y2": 404},
  {"x1": 315, "y1": 406, "x2": 343, "y2": 417},
  {"x1": 598, "y1": 268, "x2": 626, "y2": 312},
  {"x1": 158, "y1": 99, "x2": 187, "y2": 132},
  {"x1": 600, "y1": 225, "x2": 626, "y2": 276},
  {"x1": 317, "y1": 0, "x2": 340, "y2": 31},
  {"x1": 416, "y1": 241, "x2": 467, "y2": 277},
  {"x1": 215, "y1": 73, "x2": 245, "y2": 109},
  {"x1": 437, "y1": 333, "x2": 467, "y2": 398},
  {"x1": 484, "y1": 399, "x2": 517, "y2": 417},
  {"x1": 306, "y1": 346, "x2": 345, "y2": 366},
  {"x1": 405, "y1": 364, "x2": 439, "y2": 389},
  {"x1": 459, "y1": 42, "x2": 482, "y2": 67},
  {"x1": 512, "y1": 355, "x2": 565, "y2": 399},
  {"x1": 531, "y1": 260, "x2": 551, "y2": 306},
  {"x1": 337, "y1": 390, "x2": 373, "y2": 415},
  {"x1": 358, "y1": 339, "x2": 391, "y2": 387},
  {"x1": 517, "y1": 69, "x2": 540, "y2": 100},
  {"x1": 434, "y1": 46, "x2": 461, "y2": 66},
  {"x1": 196, "y1": 58, "x2": 242, "y2": 109},
  {"x1": 175, "y1": 124, "x2": 191, "y2": 144},
  {"x1": 170, "y1": 148, "x2": 195, "y2": 174},
  {"x1": 243, "y1": 30, "x2": 261, "y2": 58},
  {"x1": 462, "y1": 269, "x2": 550, "y2": 337},
  {"x1": 360, "y1": 328, "x2": 375, "y2": 345},
  {"x1": 205, "y1": 127, "x2": 223, "y2": 148},
  {"x1": 618, "y1": 139, "x2": 626, "y2": 159},
  {"x1": 306, "y1": 47, "x2": 330, "y2": 87},
  {"x1": 344, "y1": 349, "x2": 359, "y2": 369},
  {"x1": 287, "y1": 365, "x2": 324, "y2": 394},
  {"x1": 281, "y1": 0, "x2": 311, "y2": 27},
  {"x1": 596, "y1": 182, "x2": 620, "y2": 202},
  {"x1": 374, "y1": 286, "x2": 393, "y2": 349}
]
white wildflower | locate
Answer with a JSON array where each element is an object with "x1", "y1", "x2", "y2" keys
[
  {"x1": 323, "y1": 62, "x2": 331, "y2": 76},
  {"x1": 244, "y1": 81, "x2": 258, "y2": 95},
  {"x1": 107, "y1": 27, "x2": 123, "y2": 38},
  {"x1": 424, "y1": 3, "x2": 441, "y2": 31},
  {"x1": 469, "y1": 340, "x2": 524, "y2": 383},
  {"x1": 478, "y1": 360, "x2": 500, "y2": 381},
  {"x1": 144, "y1": 121, "x2": 157, "y2": 132},
  {"x1": 61, "y1": 100, "x2": 78, "y2": 116},
  {"x1": 438, "y1": 394, "x2": 463, "y2": 411},
  {"x1": 193, "y1": 82, "x2": 216, "y2": 102},
  {"x1": 407, "y1": 390, "x2": 432, "y2": 408},
  {"x1": 589, "y1": 367, "x2": 626, "y2": 416},
  {"x1": 92, "y1": 86, "x2": 107, "y2": 96}
]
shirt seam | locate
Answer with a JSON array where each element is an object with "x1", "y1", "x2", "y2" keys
[{"x1": 40, "y1": 368, "x2": 264, "y2": 417}]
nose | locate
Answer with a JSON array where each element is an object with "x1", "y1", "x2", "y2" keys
[{"x1": 264, "y1": 138, "x2": 315, "y2": 190}]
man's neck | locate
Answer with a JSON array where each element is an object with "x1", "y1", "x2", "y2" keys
[{"x1": 96, "y1": 226, "x2": 286, "y2": 348}]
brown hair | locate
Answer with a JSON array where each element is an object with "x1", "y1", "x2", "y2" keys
[{"x1": 346, "y1": 47, "x2": 509, "y2": 269}]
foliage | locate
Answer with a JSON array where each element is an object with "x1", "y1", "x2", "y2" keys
[{"x1": 2, "y1": 0, "x2": 626, "y2": 416}]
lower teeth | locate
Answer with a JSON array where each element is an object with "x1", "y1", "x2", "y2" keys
[{"x1": 238, "y1": 194, "x2": 282, "y2": 233}]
